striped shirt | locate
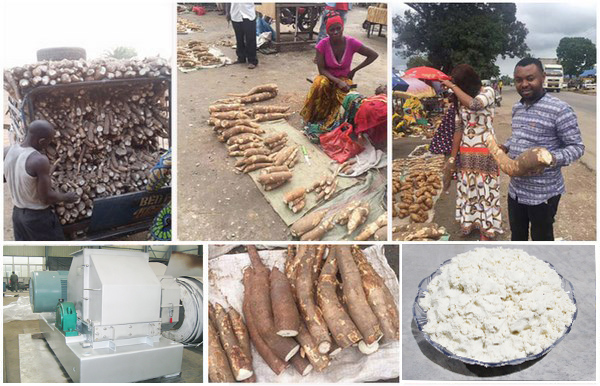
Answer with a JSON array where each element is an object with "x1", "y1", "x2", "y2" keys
[{"x1": 504, "y1": 92, "x2": 584, "y2": 205}]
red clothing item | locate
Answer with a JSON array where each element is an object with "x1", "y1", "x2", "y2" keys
[
  {"x1": 354, "y1": 94, "x2": 387, "y2": 144},
  {"x1": 325, "y1": 3, "x2": 349, "y2": 11},
  {"x1": 325, "y1": 15, "x2": 344, "y2": 33}
]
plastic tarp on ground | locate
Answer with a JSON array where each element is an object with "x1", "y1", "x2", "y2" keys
[
  {"x1": 178, "y1": 47, "x2": 232, "y2": 72},
  {"x1": 208, "y1": 245, "x2": 400, "y2": 383},
  {"x1": 245, "y1": 119, "x2": 358, "y2": 226},
  {"x1": 4, "y1": 296, "x2": 38, "y2": 323}
]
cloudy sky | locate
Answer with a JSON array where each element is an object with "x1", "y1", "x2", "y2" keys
[
  {"x1": 393, "y1": 2, "x2": 597, "y2": 76},
  {"x1": 3, "y1": 0, "x2": 173, "y2": 67}
]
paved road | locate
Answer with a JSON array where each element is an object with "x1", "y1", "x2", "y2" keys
[{"x1": 500, "y1": 86, "x2": 596, "y2": 170}]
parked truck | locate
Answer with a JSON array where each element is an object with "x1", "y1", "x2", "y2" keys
[{"x1": 540, "y1": 58, "x2": 564, "y2": 92}]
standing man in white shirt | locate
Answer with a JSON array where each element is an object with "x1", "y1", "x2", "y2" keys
[{"x1": 227, "y1": 3, "x2": 258, "y2": 69}]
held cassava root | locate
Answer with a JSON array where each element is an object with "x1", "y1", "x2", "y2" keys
[{"x1": 486, "y1": 135, "x2": 553, "y2": 176}]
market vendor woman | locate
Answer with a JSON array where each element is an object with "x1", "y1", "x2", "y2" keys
[{"x1": 300, "y1": 13, "x2": 378, "y2": 129}]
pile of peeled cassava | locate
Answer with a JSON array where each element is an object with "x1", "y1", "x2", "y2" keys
[
  {"x1": 209, "y1": 245, "x2": 399, "y2": 382},
  {"x1": 3, "y1": 58, "x2": 171, "y2": 225}
]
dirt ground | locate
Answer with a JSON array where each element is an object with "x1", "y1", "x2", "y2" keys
[
  {"x1": 393, "y1": 87, "x2": 596, "y2": 241},
  {"x1": 177, "y1": 6, "x2": 387, "y2": 241}
]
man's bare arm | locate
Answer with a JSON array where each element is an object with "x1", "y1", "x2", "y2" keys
[{"x1": 29, "y1": 153, "x2": 78, "y2": 205}]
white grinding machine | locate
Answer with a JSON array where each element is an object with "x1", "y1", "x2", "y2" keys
[{"x1": 29, "y1": 249, "x2": 203, "y2": 382}]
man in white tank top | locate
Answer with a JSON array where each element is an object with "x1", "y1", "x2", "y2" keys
[{"x1": 4, "y1": 120, "x2": 78, "y2": 240}]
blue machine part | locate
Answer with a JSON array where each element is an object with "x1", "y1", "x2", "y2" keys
[{"x1": 30, "y1": 271, "x2": 69, "y2": 313}]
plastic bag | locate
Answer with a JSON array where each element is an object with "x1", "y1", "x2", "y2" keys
[
  {"x1": 319, "y1": 122, "x2": 364, "y2": 163},
  {"x1": 3, "y1": 296, "x2": 38, "y2": 323}
]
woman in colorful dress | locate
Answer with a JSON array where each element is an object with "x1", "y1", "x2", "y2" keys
[
  {"x1": 442, "y1": 64, "x2": 502, "y2": 240},
  {"x1": 300, "y1": 13, "x2": 378, "y2": 130}
]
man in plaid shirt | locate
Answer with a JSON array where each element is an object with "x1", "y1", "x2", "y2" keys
[{"x1": 502, "y1": 57, "x2": 584, "y2": 241}]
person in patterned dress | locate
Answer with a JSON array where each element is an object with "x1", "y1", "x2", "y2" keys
[
  {"x1": 429, "y1": 103, "x2": 456, "y2": 155},
  {"x1": 441, "y1": 64, "x2": 503, "y2": 240}
]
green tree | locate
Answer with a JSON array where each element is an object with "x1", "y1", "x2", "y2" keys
[
  {"x1": 393, "y1": 3, "x2": 529, "y2": 79},
  {"x1": 406, "y1": 55, "x2": 432, "y2": 69},
  {"x1": 556, "y1": 37, "x2": 596, "y2": 77},
  {"x1": 104, "y1": 46, "x2": 137, "y2": 59},
  {"x1": 500, "y1": 75, "x2": 513, "y2": 86}
]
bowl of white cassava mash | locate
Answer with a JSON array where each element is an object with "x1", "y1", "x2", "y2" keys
[{"x1": 413, "y1": 248, "x2": 577, "y2": 367}]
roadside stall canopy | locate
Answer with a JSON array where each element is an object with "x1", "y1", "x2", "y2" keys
[
  {"x1": 580, "y1": 69, "x2": 596, "y2": 77},
  {"x1": 393, "y1": 77, "x2": 436, "y2": 99},
  {"x1": 403, "y1": 66, "x2": 451, "y2": 81}
]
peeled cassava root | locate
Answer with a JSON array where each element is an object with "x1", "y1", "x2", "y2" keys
[
  {"x1": 486, "y1": 135, "x2": 553, "y2": 176},
  {"x1": 4, "y1": 59, "x2": 171, "y2": 225}
]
